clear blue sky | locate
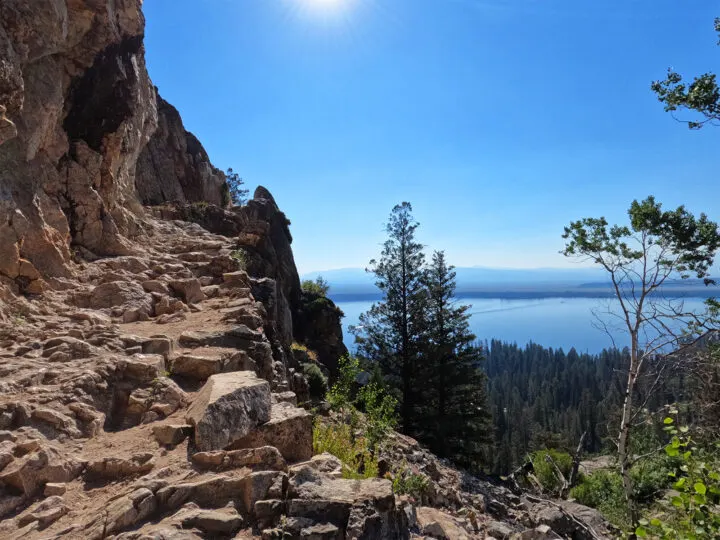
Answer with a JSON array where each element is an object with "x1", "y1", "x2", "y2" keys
[{"x1": 144, "y1": 0, "x2": 720, "y2": 275}]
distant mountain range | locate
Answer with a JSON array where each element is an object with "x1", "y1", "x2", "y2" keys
[{"x1": 301, "y1": 267, "x2": 720, "y2": 301}]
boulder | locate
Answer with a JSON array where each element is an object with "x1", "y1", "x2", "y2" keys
[
  {"x1": 44, "y1": 482, "x2": 67, "y2": 496},
  {"x1": 287, "y1": 465, "x2": 402, "y2": 537},
  {"x1": 289, "y1": 453, "x2": 343, "y2": 479},
  {"x1": 152, "y1": 424, "x2": 191, "y2": 446},
  {"x1": 142, "y1": 336, "x2": 172, "y2": 357},
  {"x1": 416, "y1": 506, "x2": 473, "y2": 540},
  {"x1": 16, "y1": 495, "x2": 68, "y2": 528},
  {"x1": 230, "y1": 402, "x2": 312, "y2": 463},
  {"x1": 86, "y1": 453, "x2": 155, "y2": 479},
  {"x1": 0, "y1": 445, "x2": 84, "y2": 496},
  {"x1": 171, "y1": 354, "x2": 222, "y2": 380},
  {"x1": 169, "y1": 279, "x2": 205, "y2": 305},
  {"x1": 191, "y1": 446, "x2": 287, "y2": 472},
  {"x1": 90, "y1": 282, "x2": 152, "y2": 312},
  {"x1": 186, "y1": 372, "x2": 271, "y2": 452},
  {"x1": 181, "y1": 508, "x2": 244, "y2": 535}
]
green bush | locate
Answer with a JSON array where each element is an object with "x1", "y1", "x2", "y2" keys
[
  {"x1": 312, "y1": 418, "x2": 378, "y2": 479},
  {"x1": 570, "y1": 470, "x2": 628, "y2": 528},
  {"x1": 301, "y1": 276, "x2": 330, "y2": 297},
  {"x1": 327, "y1": 355, "x2": 360, "y2": 411},
  {"x1": 358, "y1": 382, "x2": 398, "y2": 452},
  {"x1": 531, "y1": 449, "x2": 573, "y2": 494},
  {"x1": 303, "y1": 362, "x2": 328, "y2": 401},
  {"x1": 631, "y1": 456, "x2": 673, "y2": 503}
]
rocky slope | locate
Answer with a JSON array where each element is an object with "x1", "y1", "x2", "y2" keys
[{"x1": 0, "y1": 1, "x2": 611, "y2": 539}]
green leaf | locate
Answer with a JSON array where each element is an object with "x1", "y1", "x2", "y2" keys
[
  {"x1": 635, "y1": 526, "x2": 648, "y2": 537},
  {"x1": 666, "y1": 446, "x2": 680, "y2": 457},
  {"x1": 650, "y1": 518, "x2": 662, "y2": 527},
  {"x1": 664, "y1": 417, "x2": 675, "y2": 425},
  {"x1": 672, "y1": 496, "x2": 684, "y2": 508},
  {"x1": 674, "y1": 478, "x2": 687, "y2": 489},
  {"x1": 695, "y1": 482, "x2": 707, "y2": 495}
]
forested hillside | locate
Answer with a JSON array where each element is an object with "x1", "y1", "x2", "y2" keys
[
  {"x1": 484, "y1": 341, "x2": 626, "y2": 473},
  {"x1": 484, "y1": 341, "x2": 706, "y2": 475}
]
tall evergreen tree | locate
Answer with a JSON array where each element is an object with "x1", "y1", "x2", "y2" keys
[
  {"x1": 418, "y1": 251, "x2": 492, "y2": 470},
  {"x1": 351, "y1": 202, "x2": 426, "y2": 433}
]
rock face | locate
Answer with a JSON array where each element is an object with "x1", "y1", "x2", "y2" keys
[
  {"x1": 135, "y1": 92, "x2": 226, "y2": 206},
  {"x1": 0, "y1": 0, "x2": 227, "y2": 298},
  {"x1": 295, "y1": 291, "x2": 349, "y2": 376},
  {"x1": 186, "y1": 372, "x2": 272, "y2": 452}
]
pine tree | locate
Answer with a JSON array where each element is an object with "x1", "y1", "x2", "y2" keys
[
  {"x1": 418, "y1": 251, "x2": 492, "y2": 470},
  {"x1": 351, "y1": 202, "x2": 427, "y2": 433}
]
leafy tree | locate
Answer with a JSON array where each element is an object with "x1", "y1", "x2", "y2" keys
[
  {"x1": 351, "y1": 202, "x2": 427, "y2": 434},
  {"x1": 224, "y1": 167, "x2": 249, "y2": 205},
  {"x1": 562, "y1": 196, "x2": 720, "y2": 520},
  {"x1": 417, "y1": 250, "x2": 492, "y2": 469},
  {"x1": 652, "y1": 18, "x2": 720, "y2": 129}
]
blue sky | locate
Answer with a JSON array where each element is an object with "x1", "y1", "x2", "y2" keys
[{"x1": 144, "y1": 0, "x2": 720, "y2": 274}]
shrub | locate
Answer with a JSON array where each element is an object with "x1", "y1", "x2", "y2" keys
[
  {"x1": 312, "y1": 418, "x2": 378, "y2": 479},
  {"x1": 631, "y1": 456, "x2": 673, "y2": 503},
  {"x1": 301, "y1": 276, "x2": 330, "y2": 297},
  {"x1": 358, "y1": 382, "x2": 398, "y2": 452},
  {"x1": 327, "y1": 355, "x2": 360, "y2": 411},
  {"x1": 530, "y1": 449, "x2": 573, "y2": 494},
  {"x1": 570, "y1": 470, "x2": 628, "y2": 529},
  {"x1": 303, "y1": 362, "x2": 328, "y2": 401}
]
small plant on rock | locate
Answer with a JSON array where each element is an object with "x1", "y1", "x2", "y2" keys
[
  {"x1": 392, "y1": 462, "x2": 430, "y2": 502},
  {"x1": 230, "y1": 249, "x2": 248, "y2": 270}
]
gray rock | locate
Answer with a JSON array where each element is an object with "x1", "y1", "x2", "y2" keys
[
  {"x1": 186, "y1": 372, "x2": 271, "y2": 452},
  {"x1": 230, "y1": 402, "x2": 312, "y2": 463}
]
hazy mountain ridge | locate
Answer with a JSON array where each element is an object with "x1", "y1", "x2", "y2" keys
[{"x1": 303, "y1": 267, "x2": 720, "y2": 300}]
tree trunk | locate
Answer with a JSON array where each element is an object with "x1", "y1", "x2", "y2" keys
[
  {"x1": 618, "y1": 334, "x2": 639, "y2": 523},
  {"x1": 566, "y1": 431, "x2": 587, "y2": 497}
]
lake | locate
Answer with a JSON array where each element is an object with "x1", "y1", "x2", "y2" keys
[{"x1": 334, "y1": 297, "x2": 711, "y2": 354}]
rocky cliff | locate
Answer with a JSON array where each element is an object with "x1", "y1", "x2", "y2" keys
[
  {"x1": 0, "y1": 0, "x2": 225, "y2": 298},
  {"x1": 135, "y1": 91, "x2": 226, "y2": 207},
  {"x1": 0, "y1": 2, "x2": 610, "y2": 539}
]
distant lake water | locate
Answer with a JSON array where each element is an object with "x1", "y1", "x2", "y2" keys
[{"x1": 334, "y1": 297, "x2": 711, "y2": 354}]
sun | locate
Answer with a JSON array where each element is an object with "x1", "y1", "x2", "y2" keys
[{"x1": 305, "y1": 0, "x2": 346, "y2": 10}]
